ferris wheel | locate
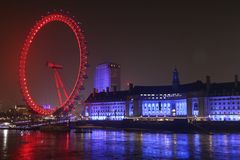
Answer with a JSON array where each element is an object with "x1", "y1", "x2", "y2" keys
[{"x1": 19, "y1": 12, "x2": 88, "y2": 116}]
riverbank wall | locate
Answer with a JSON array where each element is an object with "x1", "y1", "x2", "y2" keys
[{"x1": 74, "y1": 119, "x2": 240, "y2": 133}]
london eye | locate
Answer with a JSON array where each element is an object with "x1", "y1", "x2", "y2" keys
[{"x1": 18, "y1": 12, "x2": 88, "y2": 116}]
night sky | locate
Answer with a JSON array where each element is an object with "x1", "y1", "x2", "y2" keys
[{"x1": 1, "y1": 0, "x2": 240, "y2": 109}]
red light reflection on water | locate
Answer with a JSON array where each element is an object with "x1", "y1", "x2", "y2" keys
[
  {"x1": 11, "y1": 131, "x2": 72, "y2": 160},
  {"x1": 65, "y1": 132, "x2": 70, "y2": 150},
  {"x1": 13, "y1": 131, "x2": 40, "y2": 160}
]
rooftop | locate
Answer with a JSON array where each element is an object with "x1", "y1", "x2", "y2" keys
[{"x1": 85, "y1": 80, "x2": 240, "y2": 103}]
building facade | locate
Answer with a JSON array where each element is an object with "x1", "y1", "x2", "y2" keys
[
  {"x1": 205, "y1": 79, "x2": 240, "y2": 121},
  {"x1": 94, "y1": 62, "x2": 121, "y2": 92},
  {"x1": 86, "y1": 69, "x2": 240, "y2": 121},
  {"x1": 85, "y1": 91, "x2": 128, "y2": 120}
]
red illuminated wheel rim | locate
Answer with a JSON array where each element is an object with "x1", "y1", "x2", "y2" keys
[{"x1": 19, "y1": 13, "x2": 88, "y2": 115}]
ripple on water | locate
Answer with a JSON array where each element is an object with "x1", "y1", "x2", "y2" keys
[{"x1": 0, "y1": 130, "x2": 240, "y2": 159}]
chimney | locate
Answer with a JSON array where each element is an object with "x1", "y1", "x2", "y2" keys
[
  {"x1": 113, "y1": 86, "x2": 117, "y2": 92},
  {"x1": 235, "y1": 75, "x2": 239, "y2": 87},
  {"x1": 172, "y1": 67, "x2": 180, "y2": 90},
  {"x1": 93, "y1": 88, "x2": 97, "y2": 97},
  {"x1": 106, "y1": 87, "x2": 110, "y2": 93},
  {"x1": 206, "y1": 75, "x2": 211, "y2": 91},
  {"x1": 128, "y1": 83, "x2": 134, "y2": 91}
]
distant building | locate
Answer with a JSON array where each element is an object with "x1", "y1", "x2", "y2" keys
[
  {"x1": 14, "y1": 105, "x2": 30, "y2": 115},
  {"x1": 85, "y1": 68, "x2": 240, "y2": 121},
  {"x1": 94, "y1": 62, "x2": 121, "y2": 92},
  {"x1": 43, "y1": 104, "x2": 52, "y2": 110},
  {"x1": 85, "y1": 90, "x2": 128, "y2": 120}
]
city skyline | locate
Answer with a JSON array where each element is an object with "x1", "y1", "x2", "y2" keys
[
  {"x1": 1, "y1": 1, "x2": 240, "y2": 160},
  {"x1": 1, "y1": 1, "x2": 240, "y2": 109}
]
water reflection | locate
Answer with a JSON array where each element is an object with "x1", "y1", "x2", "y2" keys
[
  {"x1": 3, "y1": 129, "x2": 8, "y2": 150},
  {"x1": 0, "y1": 130, "x2": 240, "y2": 159},
  {"x1": 1, "y1": 129, "x2": 8, "y2": 159}
]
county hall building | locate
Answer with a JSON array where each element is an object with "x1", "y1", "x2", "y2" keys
[{"x1": 84, "y1": 63, "x2": 240, "y2": 121}]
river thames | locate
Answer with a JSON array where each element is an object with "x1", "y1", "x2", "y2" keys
[{"x1": 0, "y1": 129, "x2": 240, "y2": 160}]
